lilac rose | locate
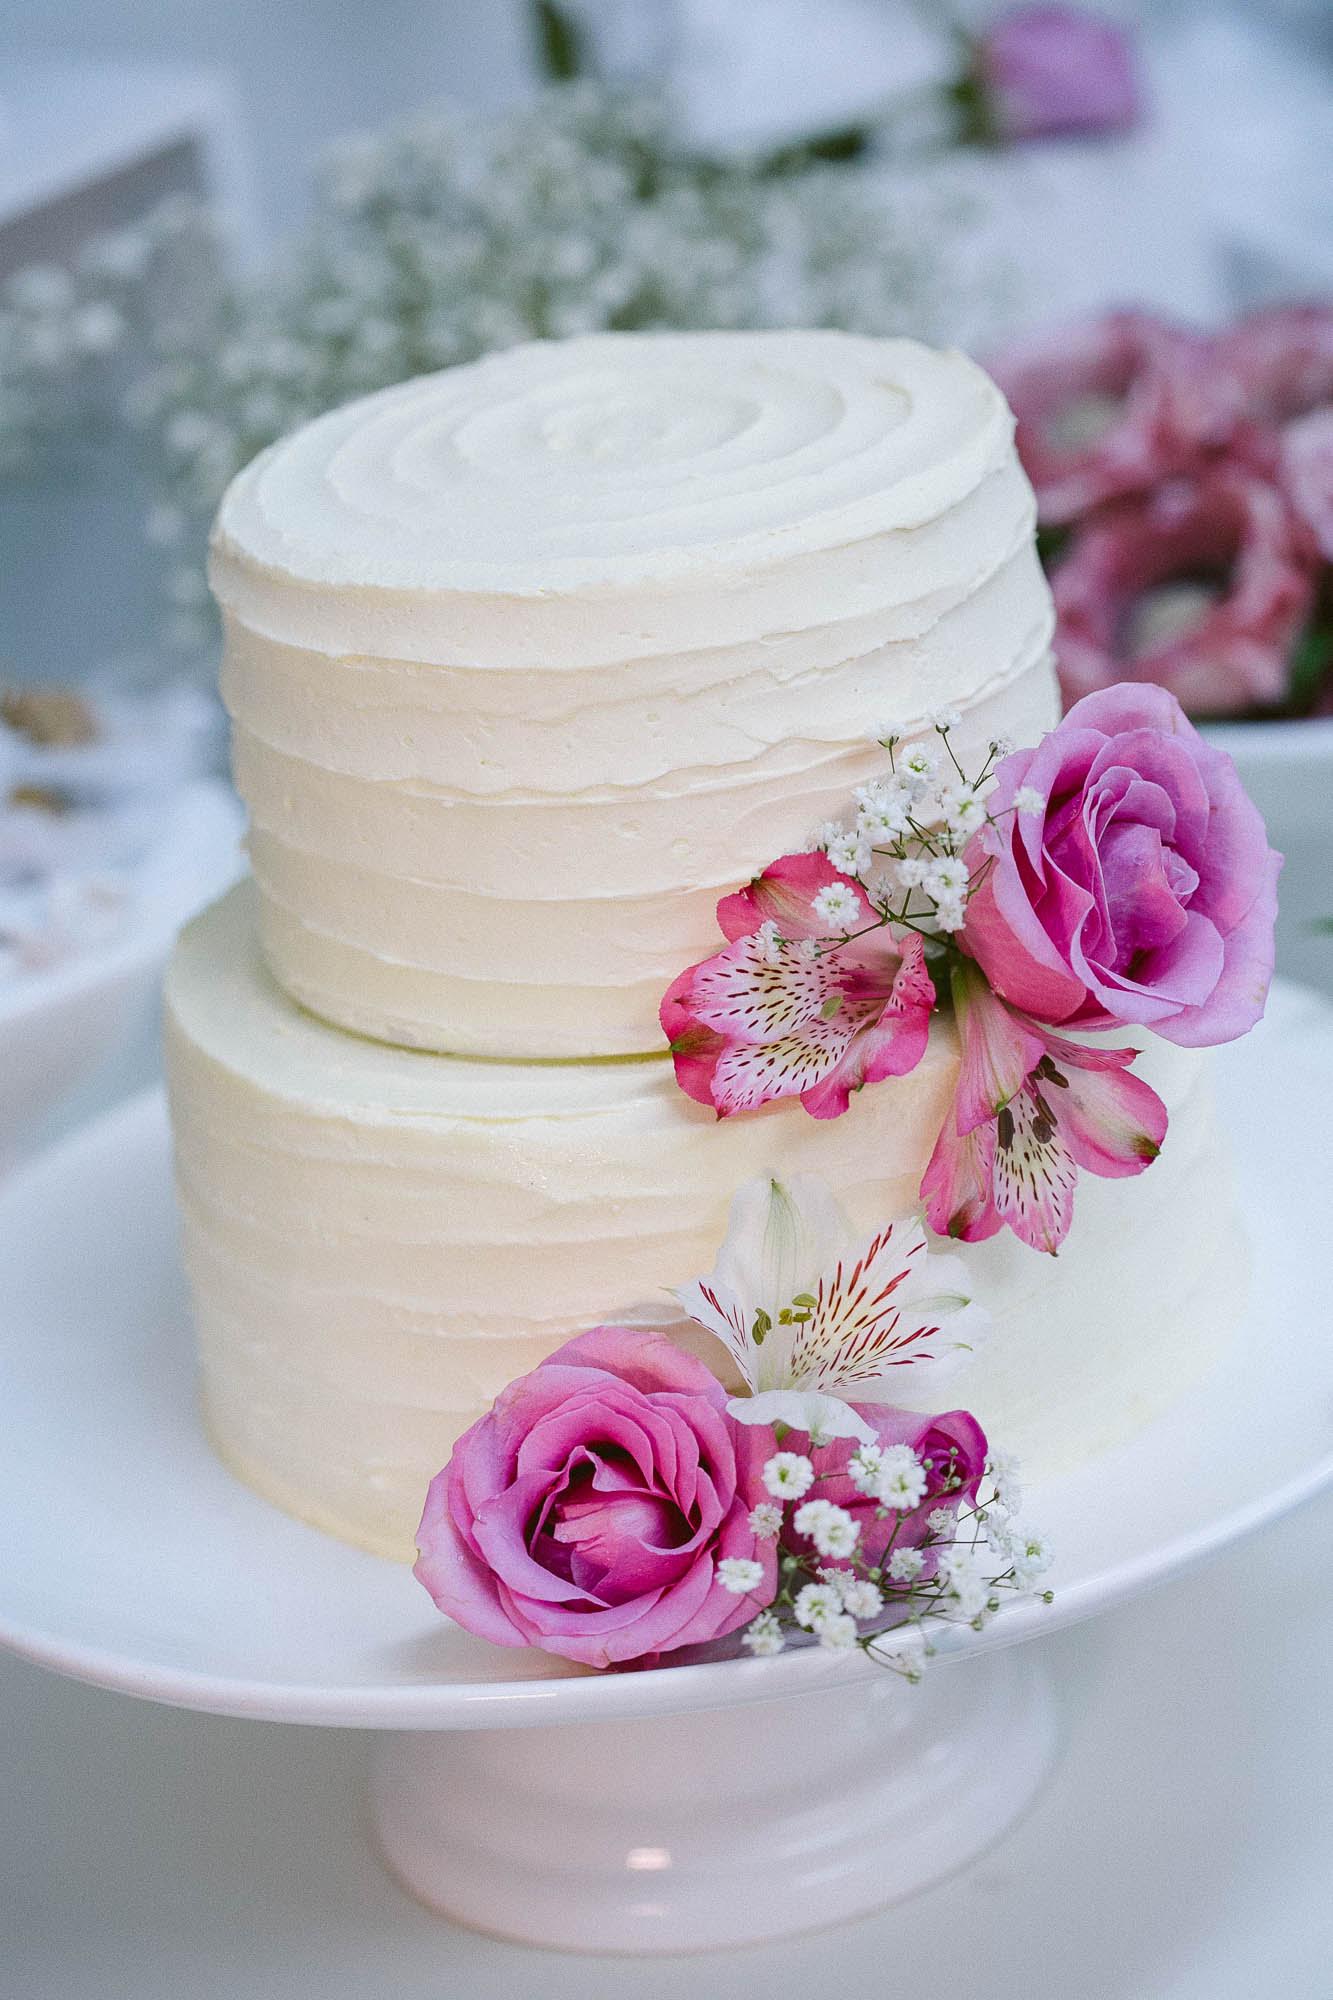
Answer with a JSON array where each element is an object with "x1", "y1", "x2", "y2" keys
[
  {"x1": 962, "y1": 685, "x2": 1281, "y2": 1048},
  {"x1": 414, "y1": 1327, "x2": 777, "y2": 1669},
  {"x1": 977, "y1": 5, "x2": 1142, "y2": 144}
]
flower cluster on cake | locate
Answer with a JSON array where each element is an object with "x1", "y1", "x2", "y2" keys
[
  {"x1": 162, "y1": 326, "x2": 1280, "y2": 1677},
  {"x1": 415, "y1": 686, "x2": 1277, "y2": 1670}
]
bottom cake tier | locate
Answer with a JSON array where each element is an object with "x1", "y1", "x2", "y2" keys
[{"x1": 165, "y1": 884, "x2": 1246, "y2": 1563}]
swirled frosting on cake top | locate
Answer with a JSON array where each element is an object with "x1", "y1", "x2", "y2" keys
[
  {"x1": 216, "y1": 331, "x2": 1009, "y2": 590},
  {"x1": 211, "y1": 330, "x2": 1058, "y2": 1057}
]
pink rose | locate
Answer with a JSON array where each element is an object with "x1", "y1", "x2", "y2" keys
[
  {"x1": 977, "y1": 6, "x2": 1142, "y2": 143},
  {"x1": 661, "y1": 852, "x2": 934, "y2": 1120},
  {"x1": 991, "y1": 311, "x2": 1239, "y2": 526},
  {"x1": 1050, "y1": 457, "x2": 1318, "y2": 714},
  {"x1": 782, "y1": 1405, "x2": 988, "y2": 1573},
  {"x1": 415, "y1": 1328, "x2": 777, "y2": 1669},
  {"x1": 962, "y1": 684, "x2": 1281, "y2": 1048}
]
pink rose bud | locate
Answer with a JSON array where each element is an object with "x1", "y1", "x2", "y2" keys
[
  {"x1": 978, "y1": 5, "x2": 1143, "y2": 143},
  {"x1": 414, "y1": 1327, "x2": 777, "y2": 1669}
]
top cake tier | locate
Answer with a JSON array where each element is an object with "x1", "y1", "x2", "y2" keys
[{"x1": 211, "y1": 329, "x2": 1057, "y2": 1058}]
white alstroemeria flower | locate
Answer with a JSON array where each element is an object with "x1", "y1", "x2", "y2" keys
[{"x1": 674, "y1": 1176, "x2": 989, "y2": 1439}]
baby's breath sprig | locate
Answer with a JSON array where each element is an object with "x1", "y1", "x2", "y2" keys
[
  {"x1": 790, "y1": 718, "x2": 1036, "y2": 963},
  {"x1": 726, "y1": 1443, "x2": 1052, "y2": 1679}
]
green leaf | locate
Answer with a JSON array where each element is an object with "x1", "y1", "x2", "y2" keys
[
  {"x1": 531, "y1": 0, "x2": 589, "y2": 81},
  {"x1": 1286, "y1": 619, "x2": 1333, "y2": 715}
]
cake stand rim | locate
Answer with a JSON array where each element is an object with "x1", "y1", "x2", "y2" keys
[{"x1": 2, "y1": 981, "x2": 1331, "y2": 1731}]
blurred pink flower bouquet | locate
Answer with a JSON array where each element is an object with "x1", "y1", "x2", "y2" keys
[{"x1": 992, "y1": 304, "x2": 1333, "y2": 718}]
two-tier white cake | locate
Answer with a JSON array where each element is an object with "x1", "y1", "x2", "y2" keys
[{"x1": 165, "y1": 330, "x2": 1243, "y2": 1561}]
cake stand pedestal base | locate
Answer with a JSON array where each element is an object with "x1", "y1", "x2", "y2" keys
[{"x1": 370, "y1": 1647, "x2": 1057, "y2": 1952}]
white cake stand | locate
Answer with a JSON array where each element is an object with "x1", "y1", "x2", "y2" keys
[{"x1": 2, "y1": 984, "x2": 1331, "y2": 1955}]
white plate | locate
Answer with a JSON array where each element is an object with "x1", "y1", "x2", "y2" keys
[
  {"x1": 0, "y1": 780, "x2": 243, "y2": 1159},
  {"x1": 1, "y1": 983, "x2": 1331, "y2": 1732}
]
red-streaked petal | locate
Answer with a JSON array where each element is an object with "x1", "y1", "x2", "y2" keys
[
  {"x1": 710, "y1": 1012, "x2": 860, "y2": 1115},
  {"x1": 992, "y1": 1088, "x2": 1078, "y2": 1255},
  {"x1": 688, "y1": 928, "x2": 829, "y2": 1044}
]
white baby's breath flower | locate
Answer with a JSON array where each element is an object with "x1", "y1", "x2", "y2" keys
[
  {"x1": 796, "y1": 936, "x2": 821, "y2": 962},
  {"x1": 717, "y1": 1556, "x2": 766, "y2": 1597},
  {"x1": 840, "y1": 1578, "x2": 884, "y2": 1620},
  {"x1": 818, "y1": 1612, "x2": 860, "y2": 1652},
  {"x1": 899, "y1": 743, "x2": 939, "y2": 784},
  {"x1": 811, "y1": 881, "x2": 861, "y2": 930},
  {"x1": 939, "y1": 784, "x2": 987, "y2": 838},
  {"x1": 857, "y1": 798, "x2": 910, "y2": 841},
  {"x1": 987, "y1": 1448, "x2": 1023, "y2": 1513},
  {"x1": 894, "y1": 855, "x2": 931, "y2": 890},
  {"x1": 854, "y1": 779, "x2": 911, "y2": 840},
  {"x1": 747, "y1": 1501, "x2": 784, "y2": 1539},
  {"x1": 932, "y1": 893, "x2": 966, "y2": 934},
  {"x1": 991, "y1": 734, "x2": 1016, "y2": 758},
  {"x1": 923, "y1": 856, "x2": 969, "y2": 900},
  {"x1": 926, "y1": 1507, "x2": 956, "y2": 1536},
  {"x1": 755, "y1": 918, "x2": 783, "y2": 967},
  {"x1": 763, "y1": 1451, "x2": 815, "y2": 1500},
  {"x1": 874, "y1": 1445, "x2": 929, "y2": 1512},
  {"x1": 846, "y1": 1443, "x2": 885, "y2": 1496},
  {"x1": 1014, "y1": 785, "x2": 1046, "y2": 816},
  {"x1": 887, "y1": 1546, "x2": 925, "y2": 1584},
  {"x1": 927, "y1": 704, "x2": 963, "y2": 731},
  {"x1": 793, "y1": 1498, "x2": 860, "y2": 1559},
  {"x1": 793, "y1": 1582, "x2": 842, "y2": 1631},
  {"x1": 742, "y1": 1611, "x2": 786, "y2": 1657},
  {"x1": 823, "y1": 833, "x2": 871, "y2": 881},
  {"x1": 71, "y1": 301, "x2": 125, "y2": 356},
  {"x1": 812, "y1": 820, "x2": 843, "y2": 852},
  {"x1": 984, "y1": 1511, "x2": 1018, "y2": 1558},
  {"x1": 942, "y1": 1550, "x2": 988, "y2": 1619},
  {"x1": 143, "y1": 504, "x2": 186, "y2": 548},
  {"x1": 1010, "y1": 1531, "x2": 1053, "y2": 1592}
]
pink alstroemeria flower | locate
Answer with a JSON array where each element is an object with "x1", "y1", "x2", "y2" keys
[
  {"x1": 661, "y1": 853, "x2": 935, "y2": 1120},
  {"x1": 922, "y1": 959, "x2": 1167, "y2": 1256}
]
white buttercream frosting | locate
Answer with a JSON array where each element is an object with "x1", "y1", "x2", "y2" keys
[
  {"x1": 211, "y1": 329, "x2": 1057, "y2": 1056},
  {"x1": 166, "y1": 886, "x2": 1243, "y2": 1562}
]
